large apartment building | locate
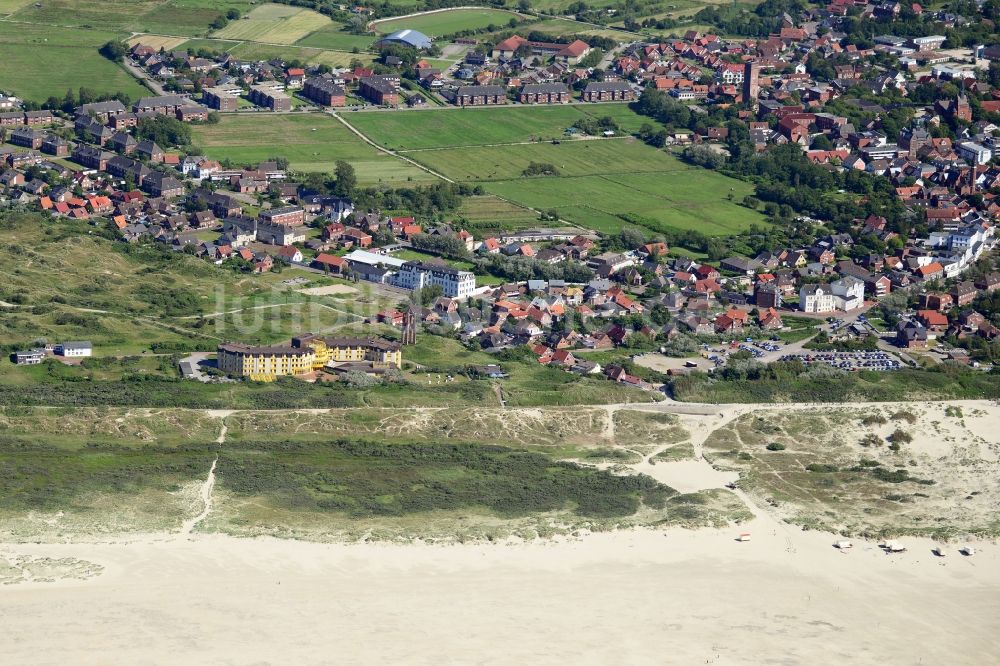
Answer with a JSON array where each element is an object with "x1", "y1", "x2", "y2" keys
[
  {"x1": 249, "y1": 85, "x2": 291, "y2": 112},
  {"x1": 303, "y1": 77, "x2": 346, "y2": 107},
  {"x1": 217, "y1": 335, "x2": 402, "y2": 380},
  {"x1": 202, "y1": 87, "x2": 240, "y2": 112},
  {"x1": 393, "y1": 261, "x2": 476, "y2": 299},
  {"x1": 359, "y1": 76, "x2": 399, "y2": 106},
  {"x1": 216, "y1": 343, "x2": 314, "y2": 380},
  {"x1": 581, "y1": 81, "x2": 633, "y2": 102},
  {"x1": 454, "y1": 85, "x2": 506, "y2": 106}
]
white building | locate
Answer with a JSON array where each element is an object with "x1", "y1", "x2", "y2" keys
[
  {"x1": 957, "y1": 141, "x2": 992, "y2": 165},
  {"x1": 799, "y1": 284, "x2": 835, "y2": 313},
  {"x1": 56, "y1": 341, "x2": 92, "y2": 357},
  {"x1": 830, "y1": 276, "x2": 865, "y2": 311},
  {"x1": 393, "y1": 261, "x2": 476, "y2": 299}
]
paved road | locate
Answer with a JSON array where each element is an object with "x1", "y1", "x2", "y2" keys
[{"x1": 122, "y1": 59, "x2": 163, "y2": 95}]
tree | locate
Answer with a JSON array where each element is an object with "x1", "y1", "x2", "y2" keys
[
  {"x1": 99, "y1": 40, "x2": 127, "y2": 63},
  {"x1": 334, "y1": 160, "x2": 357, "y2": 197}
]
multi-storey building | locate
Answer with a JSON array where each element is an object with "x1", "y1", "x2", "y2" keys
[
  {"x1": 202, "y1": 87, "x2": 240, "y2": 112},
  {"x1": 518, "y1": 83, "x2": 570, "y2": 104},
  {"x1": 216, "y1": 343, "x2": 315, "y2": 380},
  {"x1": 303, "y1": 77, "x2": 346, "y2": 107},
  {"x1": 393, "y1": 261, "x2": 476, "y2": 299},
  {"x1": 454, "y1": 85, "x2": 506, "y2": 106},
  {"x1": 249, "y1": 85, "x2": 291, "y2": 112},
  {"x1": 581, "y1": 81, "x2": 633, "y2": 102}
]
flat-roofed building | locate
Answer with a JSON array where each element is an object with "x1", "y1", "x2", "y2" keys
[{"x1": 249, "y1": 85, "x2": 291, "y2": 112}]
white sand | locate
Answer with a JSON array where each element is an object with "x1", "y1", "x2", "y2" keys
[
  {"x1": 1, "y1": 523, "x2": 998, "y2": 664},
  {"x1": 297, "y1": 284, "x2": 358, "y2": 296}
]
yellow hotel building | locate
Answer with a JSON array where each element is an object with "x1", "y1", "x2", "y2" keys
[{"x1": 217, "y1": 334, "x2": 402, "y2": 381}]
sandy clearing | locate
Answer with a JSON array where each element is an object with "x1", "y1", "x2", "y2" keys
[
  {"x1": 297, "y1": 284, "x2": 359, "y2": 296},
  {"x1": 1, "y1": 526, "x2": 998, "y2": 664}
]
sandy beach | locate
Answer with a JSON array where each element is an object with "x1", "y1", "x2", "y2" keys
[{"x1": 2, "y1": 521, "x2": 998, "y2": 665}]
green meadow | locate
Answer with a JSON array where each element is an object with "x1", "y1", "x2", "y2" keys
[
  {"x1": 347, "y1": 103, "x2": 665, "y2": 151},
  {"x1": 191, "y1": 113, "x2": 434, "y2": 185},
  {"x1": 372, "y1": 8, "x2": 521, "y2": 37}
]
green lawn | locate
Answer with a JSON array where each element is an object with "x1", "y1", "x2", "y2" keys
[
  {"x1": 0, "y1": 22, "x2": 149, "y2": 102},
  {"x1": 348, "y1": 104, "x2": 663, "y2": 151},
  {"x1": 372, "y1": 8, "x2": 521, "y2": 38},
  {"x1": 191, "y1": 113, "x2": 435, "y2": 185}
]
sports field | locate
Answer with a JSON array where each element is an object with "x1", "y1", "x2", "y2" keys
[
  {"x1": 191, "y1": 113, "x2": 436, "y2": 185},
  {"x1": 0, "y1": 22, "x2": 149, "y2": 102},
  {"x1": 212, "y1": 3, "x2": 329, "y2": 44},
  {"x1": 347, "y1": 104, "x2": 665, "y2": 151},
  {"x1": 372, "y1": 8, "x2": 521, "y2": 37}
]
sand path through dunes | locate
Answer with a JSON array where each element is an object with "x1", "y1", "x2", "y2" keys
[{"x1": 0, "y1": 529, "x2": 998, "y2": 664}]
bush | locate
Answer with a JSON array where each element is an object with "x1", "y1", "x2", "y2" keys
[
  {"x1": 522, "y1": 161, "x2": 560, "y2": 177},
  {"x1": 890, "y1": 410, "x2": 917, "y2": 423},
  {"x1": 888, "y1": 429, "x2": 912, "y2": 444},
  {"x1": 765, "y1": 442, "x2": 785, "y2": 451}
]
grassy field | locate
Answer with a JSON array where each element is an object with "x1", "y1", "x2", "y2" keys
[
  {"x1": 212, "y1": 3, "x2": 329, "y2": 44},
  {"x1": 372, "y1": 8, "x2": 521, "y2": 37},
  {"x1": 347, "y1": 104, "x2": 664, "y2": 151},
  {"x1": 520, "y1": 17, "x2": 638, "y2": 41},
  {"x1": 227, "y1": 41, "x2": 374, "y2": 67},
  {"x1": 406, "y1": 139, "x2": 761, "y2": 235},
  {"x1": 456, "y1": 195, "x2": 540, "y2": 233},
  {"x1": 3, "y1": 0, "x2": 253, "y2": 35},
  {"x1": 294, "y1": 23, "x2": 376, "y2": 51},
  {"x1": 345, "y1": 106, "x2": 760, "y2": 235},
  {"x1": 191, "y1": 113, "x2": 435, "y2": 185},
  {"x1": 0, "y1": 22, "x2": 149, "y2": 102}
]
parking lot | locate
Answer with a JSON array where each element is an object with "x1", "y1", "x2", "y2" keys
[{"x1": 779, "y1": 351, "x2": 902, "y2": 371}]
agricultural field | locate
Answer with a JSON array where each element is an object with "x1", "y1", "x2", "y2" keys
[
  {"x1": 372, "y1": 8, "x2": 522, "y2": 38},
  {"x1": 0, "y1": 22, "x2": 149, "y2": 103},
  {"x1": 2, "y1": 0, "x2": 253, "y2": 35},
  {"x1": 226, "y1": 41, "x2": 374, "y2": 67},
  {"x1": 293, "y1": 23, "x2": 376, "y2": 51},
  {"x1": 347, "y1": 104, "x2": 665, "y2": 151},
  {"x1": 211, "y1": 3, "x2": 329, "y2": 44},
  {"x1": 407, "y1": 139, "x2": 762, "y2": 235},
  {"x1": 346, "y1": 106, "x2": 761, "y2": 235},
  {"x1": 456, "y1": 195, "x2": 540, "y2": 233},
  {"x1": 524, "y1": 18, "x2": 638, "y2": 41},
  {"x1": 190, "y1": 113, "x2": 435, "y2": 185},
  {"x1": 704, "y1": 404, "x2": 1000, "y2": 539}
]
